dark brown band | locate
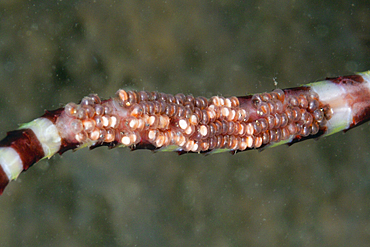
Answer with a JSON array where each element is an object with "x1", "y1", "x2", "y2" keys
[
  {"x1": 0, "y1": 129, "x2": 45, "y2": 171},
  {"x1": 326, "y1": 75, "x2": 364, "y2": 85},
  {"x1": 0, "y1": 165, "x2": 9, "y2": 195},
  {"x1": 42, "y1": 108, "x2": 64, "y2": 124}
]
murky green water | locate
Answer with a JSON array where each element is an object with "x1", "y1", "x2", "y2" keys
[{"x1": 0, "y1": 1, "x2": 370, "y2": 246}]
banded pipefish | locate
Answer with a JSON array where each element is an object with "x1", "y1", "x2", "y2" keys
[{"x1": 1, "y1": 71, "x2": 370, "y2": 194}]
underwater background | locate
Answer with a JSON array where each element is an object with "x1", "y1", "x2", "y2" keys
[{"x1": 1, "y1": 0, "x2": 370, "y2": 246}]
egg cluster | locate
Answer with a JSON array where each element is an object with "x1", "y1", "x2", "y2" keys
[
  {"x1": 248, "y1": 89, "x2": 331, "y2": 147},
  {"x1": 61, "y1": 94, "x2": 120, "y2": 145},
  {"x1": 59, "y1": 88, "x2": 332, "y2": 153},
  {"x1": 116, "y1": 90, "x2": 252, "y2": 152}
]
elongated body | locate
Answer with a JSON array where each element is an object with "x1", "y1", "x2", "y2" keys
[{"x1": 1, "y1": 71, "x2": 370, "y2": 194}]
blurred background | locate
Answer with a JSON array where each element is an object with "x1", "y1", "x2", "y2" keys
[{"x1": 0, "y1": 0, "x2": 370, "y2": 246}]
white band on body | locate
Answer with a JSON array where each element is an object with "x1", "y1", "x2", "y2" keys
[
  {"x1": 0, "y1": 147, "x2": 23, "y2": 180},
  {"x1": 20, "y1": 118, "x2": 62, "y2": 158}
]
